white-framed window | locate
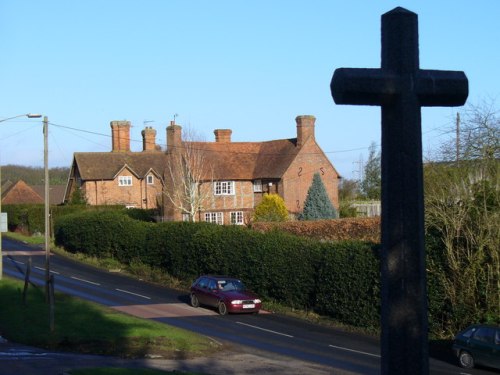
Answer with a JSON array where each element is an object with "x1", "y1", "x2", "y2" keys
[
  {"x1": 182, "y1": 213, "x2": 191, "y2": 222},
  {"x1": 146, "y1": 174, "x2": 154, "y2": 185},
  {"x1": 118, "y1": 176, "x2": 133, "y2": 186},
  {"x1": 253, "y1": 180, "x2": 262, "y2": 192},
  {"x1": 204, "y1": 212, "x2": 223, "y2": 225},
  {"x1": 230, "y1": 211, "x2": 244, "y2": 225},
  {"x1": 214, "y1": 181, "x2": 234, "y2": 195}
]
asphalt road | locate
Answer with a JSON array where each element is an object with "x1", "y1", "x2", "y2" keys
[{"x1": 1, "y1": 238, "x2": 498, "y2": 375}]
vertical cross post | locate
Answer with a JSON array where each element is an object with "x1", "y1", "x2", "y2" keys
[{"x1": 331, "y1": 7, "x2": 468, "y2": 374}]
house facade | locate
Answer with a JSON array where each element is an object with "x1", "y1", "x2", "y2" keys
[{"x1": 64, "y1": 116, "x2": 341, "y2": 223}]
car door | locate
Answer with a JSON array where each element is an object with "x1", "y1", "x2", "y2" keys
[
  {"x1": 204, "y1": 279, "x2": 220, "y2": 307},
  {"x1": 194, "y1": 277, "x2": 210, "y2": 305},
  {"x1": 469, "y1": 327, "x2": 496, "y2": 367}
]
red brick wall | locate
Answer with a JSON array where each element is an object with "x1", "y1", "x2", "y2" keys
[
  {"x1": 82, "y1": 172, "x2": 162, "y2": 209},
  {"x1": 282, "y1": 139, "x2": 339, "y2": 215}
]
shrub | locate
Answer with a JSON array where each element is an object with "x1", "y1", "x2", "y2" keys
[
  {"x1": 299, "y1": 172, "x2": 338, "y2": 220},
  {"x1": 253, "y1": 193, "x2": 288, "y2": 222}
]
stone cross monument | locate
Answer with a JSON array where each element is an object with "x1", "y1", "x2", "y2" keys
[{"x1": 330, "y1": 7, "x2": 468, "y2": 375}]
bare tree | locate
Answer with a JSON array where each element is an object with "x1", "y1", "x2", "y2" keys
[
  {"x1": 439, "y1": 99, "x2": 500, "y2": 162},
  {"x1": 425, "y1": 99, "x2": 499, "y2": 334},
  {"x1": 164, "y1": 127, "x2": 214, "y2": 222}
]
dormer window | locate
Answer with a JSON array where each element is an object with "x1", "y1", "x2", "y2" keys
[{"x1": 118, "y1": 176, "x2": 133, "y2": 186}]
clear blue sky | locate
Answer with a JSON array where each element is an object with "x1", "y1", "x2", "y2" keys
[{"x1": 1, "y1": 1, "x2": 498, "y2": 180}]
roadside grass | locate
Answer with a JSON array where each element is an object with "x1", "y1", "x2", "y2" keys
[
  {"x1": 4, "y1": 231, "x2": 45, "y2": 245},
  {"x1": 0, "y1": 277, "x2": 221, "y2": 359},
  {"x1": 70, "y1": 369, "x2": 207, "y2": 375},
  {"x1": 4, "y1": 231, "x2": 378, "y2": 336}
]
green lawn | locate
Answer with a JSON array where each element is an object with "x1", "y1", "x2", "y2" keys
[{"x1": 0, "y1": 277, "x2": 220, "y2": 359}]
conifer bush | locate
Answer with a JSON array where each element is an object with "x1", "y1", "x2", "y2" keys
[{"x1": 299, "y1": 172, "x2": 338, "y2": 220}]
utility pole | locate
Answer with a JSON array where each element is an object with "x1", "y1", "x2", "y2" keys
[
  {"x1": 0, "y1": 113, "x2": 42, "y2": 280},
  {"x1": 456, "y1": 112, "x2": 460, "y2": 164},
  {"x1": 44, "y1": 116, "x2": 50, "y2": 300},
  {"x1": 0, "y1": 163, "x2": 3, "y2": 280},
  {"x1": 353, "y1": 155, "x2": 364, "y2": 183}
]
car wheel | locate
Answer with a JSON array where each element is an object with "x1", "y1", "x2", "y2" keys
[
  {"x1": 190, "y1": 294, "x2": 200, "y2": 308},
  {"x1": 218, "y1": 301, "x2": 228, "y2": 315},
  {"x1": 458, "y1": 350, "x2": 474, "y2": 369}
]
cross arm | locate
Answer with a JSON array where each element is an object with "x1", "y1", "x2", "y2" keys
[
  {"x1": 331, "y1": 68, "x2": 398, "y2": 106},
  {"x1": 416, "y1": 70, "x2": 468, "y2": 107}
]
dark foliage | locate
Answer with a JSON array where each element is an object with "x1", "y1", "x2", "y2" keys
[{"x1": 1, "y1": 165, "x2": 69, "y2": 185}]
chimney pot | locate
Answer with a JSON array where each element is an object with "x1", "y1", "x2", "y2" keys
[
  {"x1": 141, "y1": 127, "x2": 157, "y2": 152},
  {"x1": 167, "y1": 123, "x2": 182, "y2": 153},
  {"x1": 214, "y1": 129, "x2": 232, "y2": 143},
  {"x1": 296, "y1": 115, "x2": 316, "y2": 147},
  {"x1": 110, "y1": 120, "x2": 131, "y2": 152}
]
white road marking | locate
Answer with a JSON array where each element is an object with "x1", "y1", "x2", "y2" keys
[
  {"x1": 236, "y1": 321, "x2": 294, "y2": 338},
  {"x1": 34, "y1": 266, "x2": 59, "y2": 274},
  {"x1": 329, "y1": 344, "x2": 380, "y2": 358},
  {"x1": 11, "y1": 260, "x2": 24, "y2": 265},
  {"x1": 71, "y1": 276, "x2": 100, "y2": 286},
  {"x1": 115, "y1": 288, "x2": 151, "y2": 300}
]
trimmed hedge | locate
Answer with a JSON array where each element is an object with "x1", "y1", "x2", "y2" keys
[
  {"x1": 54, "y1": 211, "x2": 378, "y2": 323},
  {"x1": 54, "y1": 210, "x2": 487, "y2": 336},
  {"x1": 4, "y1": 204, "x2": 158, "y2": 236},
  {"x1": 252, "y1": 217, "x2": 380, "y2": 243},
  {"x1": 316, "y1": 242, "x2": 380, "y2": 328},
  {"x1": 3, "y1": 204, "x2": 45, "y2": 234}
]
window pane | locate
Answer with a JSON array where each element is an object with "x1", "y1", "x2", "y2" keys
[{"x1": 119, "y1": 176, "x2": 133, "y2": 186}]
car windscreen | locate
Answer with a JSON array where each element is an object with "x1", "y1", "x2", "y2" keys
[{"x1": 218, "y1": 279, "x2": 245, "y2": 292}]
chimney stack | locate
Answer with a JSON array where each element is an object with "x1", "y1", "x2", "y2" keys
[
  {"x1": 214, "y1": 129, "x2": 232, "y2": 143},
  {"x1": 110, "y1": 121, "x2": 131, "y2": 152},
  {"x1": 141, "y1": 127, "x2": 157, "y2": 152},
  {"x1": 166, "y1": 120, "x2": 182, "y2": 153},
  {"x1": 296, "y1": 115, "x2": 316, "y2": 147}
]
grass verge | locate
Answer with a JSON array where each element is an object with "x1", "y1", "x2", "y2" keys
[
  {"x1": 70, "y1": 369, "x2": 206, "y2": 375},
  {"x1": 0, "y1": 277, "x2": 221, "y2": 359}
]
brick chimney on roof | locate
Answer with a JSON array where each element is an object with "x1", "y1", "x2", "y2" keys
[
  {"x1": 214, "y1": 129, "x2": 232, "y2": 143},
  {"x1": 166, "y1": 120, "x2": 182, "y2": 154},
  {"x1": 110, "y1": 121, "x2": 131, "y2": 152},
  {"x1": 141, "y1": 127, "x2": 157, "y2": 152},
  {"x1": 296, "y1": 115, "x2": 316, "y2": 147}
]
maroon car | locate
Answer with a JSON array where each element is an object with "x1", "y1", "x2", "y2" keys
[{"x1": 190, "y1": 275, "x2": 262, "y2": 315}]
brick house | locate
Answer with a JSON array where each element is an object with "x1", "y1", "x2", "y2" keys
[
  {"x1": 1, "y1": 180, "x2": 44, "y2": 204},
  {"x1": 64, "y1": 116, "x2": 341, "y2": 223},
  {"x1": 1, "y1": 179, "x2": 66, "y2": 205},
  {"x1": 64, "y1": 121, "x2": 165, "y2": 209}
]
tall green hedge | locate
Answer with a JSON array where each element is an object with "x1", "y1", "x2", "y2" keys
[
  {"x1": 54, "y1": 211, "x2": 378, "y2": 323},
  {"x1": 4, "y1": 204, "x2": 157, "y2": 236},
  {"x1": 315, "y1": 242, "x2": 380, "y2": 328},
  {"x1": 53, "y1": 210, "x2": 492, "y2": 337}
]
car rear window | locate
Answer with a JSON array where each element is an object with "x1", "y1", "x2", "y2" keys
[
  {"x1": 197, "y1": 277, "x2": 209, "y2": 289},
  {"x1": 473, "y1": 327, "x2": 495, "y2": 344}
]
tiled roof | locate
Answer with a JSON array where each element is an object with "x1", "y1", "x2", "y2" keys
[
  {"x1": 73, "y1": 152, "x2": 168, "y2": 180},
  {"x1": 73, "y1": 137, "x2": 302, "y2": 182},
  {"x1": 187, "y1": 138, "x2": 299, "y2": 180},
  {"x1": 32, "y1": 185, "x2": 67, "y2": 205},
  {"x1": 1, "y1": 180, "x2": 43, "y2": 204}
]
